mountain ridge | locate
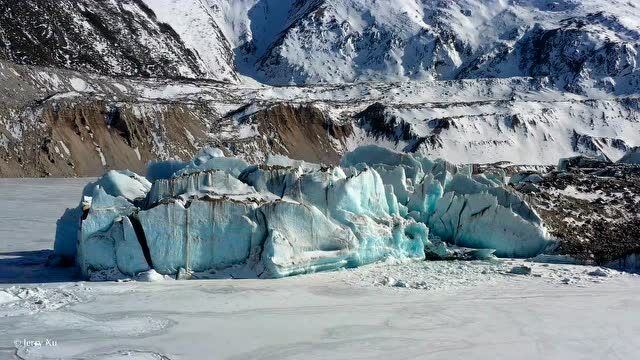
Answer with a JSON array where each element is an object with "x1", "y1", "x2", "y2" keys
[
  {"x1": 3, "y1": 0, "x2": 639, "y2": 89},
  {"x1": 0, "y1": 0, "x2": 639, "y2": 176}
]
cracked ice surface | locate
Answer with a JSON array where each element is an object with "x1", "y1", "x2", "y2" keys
[{"x1": 55, "y1": 145, "x2": 552, "y2": 280}]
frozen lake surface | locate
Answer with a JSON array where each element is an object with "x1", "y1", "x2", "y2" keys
[{"x1": 1, "y1": 178, "x2": 639, "y2": 359}]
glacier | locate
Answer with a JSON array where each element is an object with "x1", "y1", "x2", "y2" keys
[{"x1": 54, "y1": 146, "x2": 552, "y2": 280}]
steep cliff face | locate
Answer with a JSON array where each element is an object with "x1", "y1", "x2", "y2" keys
[
  {"x1": 2, "y1": 0, "x2": 640, "y2": 176},
  {"x1": 0, "y1": 98, "x2": 355, "y2": 177},
  {"x1": 212, "y1": 103, "x2": 353, "y2": 164},
  {"x1": 0, "y1": 62, "x2": 360, "y2": 177},
  {"x1": 137, "y1": 0, "x2": 238, "y2": 82},
  {"x1": 0, "y1": 98, "x2": 213, "y2": 177}
]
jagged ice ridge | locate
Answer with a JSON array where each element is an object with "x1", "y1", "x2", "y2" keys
[{"x1": 54, "y1": 145, "x2": 552, "y2": 280}]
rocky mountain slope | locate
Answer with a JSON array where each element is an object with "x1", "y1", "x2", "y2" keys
[
  {"x1": 3, "y1": 0, "x2": 639, "y2": 88},
  {"x1": 2, "y1": 60, "x2": 639, "y2": 177},
  {"x1": 0, "y1": 0, "x2": 236, "y2": 81},
  {"x1": 0, "y1": 0, "x2": 639, "y2": 177}
]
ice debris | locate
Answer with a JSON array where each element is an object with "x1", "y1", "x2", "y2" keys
[
  {"x1": 509, "y1": 265, "x2": 533, "y2": 275},
  {"x1": 606, "y1": 252, "x2": 640, "y2": 273},
  {"x1": 587, "y1": 268, "x2": 609, "y2": 277},
  {"x1": 54, "y1": 145, "x2": 552, "y2": 280}
]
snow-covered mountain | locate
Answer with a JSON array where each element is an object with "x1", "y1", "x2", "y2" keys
[
  {"x1": 0, "y1": 0, "x2": 639, "y2": 176},
  {"x1": 3, "y1": 0, "x2": 639, "y2": 88},
  {"x1": 0, "y1": 0, "x2": 236, "y2": 81},
  {"x1": 142, "y1": 0, "x2": 640, "y2": 90}
]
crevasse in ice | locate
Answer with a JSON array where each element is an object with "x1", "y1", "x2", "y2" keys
[{"x1": 54, "y1": 145, "x2": 551, "y2": 280}]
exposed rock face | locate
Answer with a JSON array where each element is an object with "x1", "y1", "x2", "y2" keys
[
  {"x1": 352, "y1": 98, "x2": 640, "y2": 164},
  {"x1": 0, "y1": 0, "x2": 218, "y2": 79},
  {"x1": 571, "y1": 131, "x2": 631, "y2": 162},
  {"x1": 355, "y1": 103, "x2": 415, "y2": 144},
  {"x1": 0, "y1": 0, "x2": 639, "y2": 175},
  {"x1": 354, "y1": 102, "x2": 446, "y2": 153},
  {"x1": 0, "y1": 98, "x2": 212, "y2": 177},
  {"x1": 1, "y1": 60, "x2": 639, "y2": 177},
  {"x1": 213, "y1": 103, "x2": 353, "y2": 165}
]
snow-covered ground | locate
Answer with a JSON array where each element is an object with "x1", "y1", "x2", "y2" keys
[{"x1": 1, "y1": 179, "x2": 640, "y2": 359}]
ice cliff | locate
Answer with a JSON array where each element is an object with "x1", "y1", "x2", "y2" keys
[{"x1": 54, "y1": 146, "x2": 551, "y2": 280}]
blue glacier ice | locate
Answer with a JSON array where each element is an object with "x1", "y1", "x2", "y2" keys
[
  {"x1": 259, "y1": 201, "x2": 359, "y2": 277},
  {"x1": 145, "y1": 169, "x2": 259, "y2": 207},
  {"x1": 146, "y1": 159, "x2": 187, "y2": 181},
  {"x1": 83, "y1": 170, "x2": 151, "y2": 202},
  {"x1": 139, "y1": 198, "x2": 261, "y2": 275},
  {"x1": 54, "y1": 145, "x2": 552, "y2": 280},
  {"x1": 427, "y1": 192, "x2": 547, "y2": 257},
  {"x1": 54, "y1": 207, "x2": 83, "y2": 259},
  {"x1": 114, "y1": 216, "x2": 150, "y2": 276},
  {"x1": 341, "y1": 145, "x2": 422, "y2": 175},
  {"x1": 174, "y1": 146, "x2": 249, "y2": 177},
  {"x1": 76, "y1": 187, "x2": 139, "y2": 278}
]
